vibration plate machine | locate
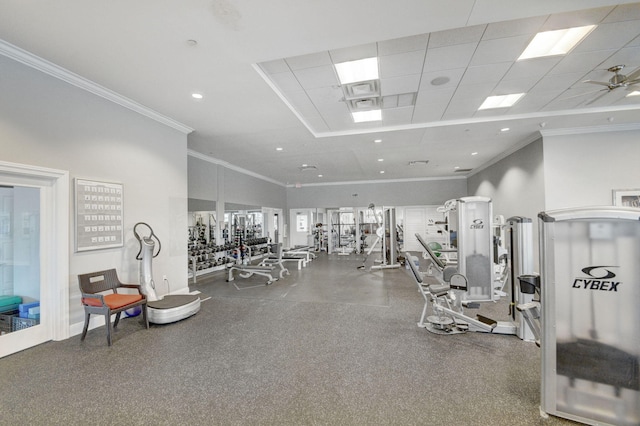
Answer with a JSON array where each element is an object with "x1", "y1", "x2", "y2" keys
[{"x1": 134, "y1": 222, "x2": 200, "y2": 324}]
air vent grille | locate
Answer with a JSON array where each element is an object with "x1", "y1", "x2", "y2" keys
[{"x1": 455, "y1": 168, "x2": 473, "y2": 173}]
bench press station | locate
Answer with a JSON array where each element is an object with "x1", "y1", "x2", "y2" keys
[{"x1": 258, "y1": 243, "x2": 291, "y2": 276}]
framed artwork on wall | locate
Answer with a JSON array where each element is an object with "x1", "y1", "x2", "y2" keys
[
  {"x1": 612, "y1": 189, "x2": 640, "y2": 208},
  {"x1": 74, "y1": 178, "x2": 124, "y2": 252}
]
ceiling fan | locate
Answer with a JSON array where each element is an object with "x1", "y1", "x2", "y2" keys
[{"x1": 581, "y1": 64, "x2": 640, "y2": 105}]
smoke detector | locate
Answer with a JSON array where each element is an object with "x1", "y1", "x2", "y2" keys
[{"x1": 408, "y1": 160, "x2": 429, "y2": 166}]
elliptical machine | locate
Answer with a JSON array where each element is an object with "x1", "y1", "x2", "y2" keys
[{"x1": 134, "y1": 222, "x2": 200, "y2": 324}]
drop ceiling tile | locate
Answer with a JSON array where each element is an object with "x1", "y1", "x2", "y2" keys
[
  {"x1": 548, "y1": 49, "x2": 615, "y2": 75},
  {"x1": 412, "y1": 103, "x2": 447, "y2": 122},
  {"x1": 285, "y1": 91, "x2": 317, "y2": 115},
  {"x1": 285, "y1": 51, "x2": 333, "y2": 70},
  {"x1": 602, "y1": 3, "x2": 640, "y2": 23},
  {"x1": 470, "y1": 35, "x2": 531, "y2": 65},
  {"x1": 259, "y1": 59, "x2": 290, "y2": 74},
  {"x1": 493, "y1": 77, "x2": 539, "y2": 94},
  {"x1": 379, "y1": 50, "x2": 426, "y2": 79},
  {"x1": 504, "y1": 56, "x2": 561, "y2": 80},
  {"x1": 454, "y1": 82, "x2": 496, "y2": 100},
  {"x1": 572, "y1": 20, "x2": 640, "y2": 53},
  {"x1": 600, "y1": 47, "x2": 640, "y2": 70},
  {"x1": 628, "y1": 34, "x2": 640, "y2": 47},
  {"x1": 459, "y1": 62, "x2": 511, "y2": 86},
  {"x1": 382, "y1": 106, "x2": 414, "y2": 125},
  {"x1": 428, "y1": 24, "x2": 486, "y2": 48},
  {"x1": 378, "y1": 34, "x2": 429, "y2": 56},
  {"x1": 380, "y1": 74, "x2": 421, "y2": 96},
  {"x1": 419, "y1": 68, "x2": 466, "y2": 92},
  {"x1": 507, "y1": 91, "x2": 558, "y2": 113},
  {"x1": 447, "y1": 93, "x2": 489, "y2": 114},
  {"x1": 311, "y1": 99, "x2": 351, "y2": 115},
  {"x1": 541, "y1": 7, "x2": 613, "y2": 31},
  {"x1": 415, "y1": 86, "x2": 455, "y2": 106},
  {"x1": 530, "y1": 72, "x2": 585, "y2": 93},
  {"x1": 306, "y1": 86, "x2": 344, "y2": 107},
  {"x1": 482, "y1": 16, "x2": 547, "y2": 40},
  {"x1": 293, "y1": 65, "x2": 338, "y2": 90},
  {"x1": 329, "y1": 43, "x2": 378, "y2": 64},
  {"x1": 269, "y1": 71, "x2": 304, "y2": 92},
  {"x1": 423, "y1": 42, "x2": 477, "y2": 72}
]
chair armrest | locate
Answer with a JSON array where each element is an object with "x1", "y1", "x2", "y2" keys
[
  {"x1": 81, "y1": 292, "x2": 107, "y2": 307},
  {"x1": 119, "y1": 283, "x2": 144, "y2": 295}
]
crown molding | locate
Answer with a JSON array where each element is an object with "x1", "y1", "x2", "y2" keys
[
  {"x1": 187, "y1": 150, "x2": 286, "y2": 187},
  {"x1": 539, "y1": 122, "x2": 640, "y2": 137},
  {"x1": 286, "y1": 175, "x2": 466, "y2": 188},
  {"x1": 0, "y1": 39, "x2": 193, "y2": 135}
]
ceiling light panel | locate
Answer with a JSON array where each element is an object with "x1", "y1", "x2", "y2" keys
[
  {"x1": 334, "y1": 57, "x2": 379, "y2": 84},
  {"x1": 518, "y1": 25, "x2": 596, "y2": 60},
  {"x1": 478, "y1": 93, "x2": 525, "y2": 110},
  {"x1": 352, "y1": 110, "x2": 382, "y2": 123}
]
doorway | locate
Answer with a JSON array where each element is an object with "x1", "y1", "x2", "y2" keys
[{"x1": 0, "y1": 161, "x2": 69, "y2": 358}]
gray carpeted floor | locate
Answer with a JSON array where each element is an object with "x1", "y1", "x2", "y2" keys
[{"x1": 0, "y1": 252, "x2": 576, "y2": 425}]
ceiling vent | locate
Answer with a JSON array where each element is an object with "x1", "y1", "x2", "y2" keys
[
  {"x1": 455, "y1": 168, "x2": 473, "y2": 173},
  {"x1": 298, "y1": 165, "x2": 318, "y2": 171},
  {"x1": 408, "y1": 160, "x2": 429, "y2": 166},
  {"x1": 343, "y1": 80, "x2": 379, "y2": 99},
  {"x1": 348, "y1": 97, "x2": 380, "y2": 110}
]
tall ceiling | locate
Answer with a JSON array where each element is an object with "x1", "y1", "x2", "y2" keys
[{"x1": 1, "y1": 0, "x2": 639, "y2": 186}]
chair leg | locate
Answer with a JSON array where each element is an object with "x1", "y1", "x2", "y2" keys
[
  {"x1": 113, "y1": 312, "x2": 122, "y2": 328},
  {"x1": 142, "y1": 303, "x2": 149, "y2": 329},
  {"x1": 81, "y1": 311, "x2": 90, "y2": 341},
  {"x1": 105, "y1": 313, "x2": 113, "y2": 346}
]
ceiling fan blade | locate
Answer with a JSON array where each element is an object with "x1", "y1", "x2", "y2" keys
[
  {"x1": 624, "y1": 67, "x2": 640, "y2": 82},
  {"x1": 582, "y1": 80, "x2": 611, "y2": 87},
  {"x1": 560, "y1": 88, "x2": 606, "y2": 101}
]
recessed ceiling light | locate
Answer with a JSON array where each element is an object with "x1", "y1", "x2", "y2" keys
[
  {"x1": 500, "y1": 127, "x2": 510, "y2": 132},
  {"x1": 379, "y1": 170, "x2": 385, "y2": 174},
  {"x1": 471, "y1": 152, "x2": 478, "y2": 156},
  {"x1": 352, "y1": 110, "x2": 382, "y2": 123},
  {"x1": 374, "y1": 139, "x2": 382, "y2": 143},
  {"x1": 302, "y1": 164, "x2": 308, "y2": 167},
  {"x1": 518, "y1": 25, "x2": 596, "y2": 60},
  {"x1": 627, "y1": 91, "x2": 640, "y2": 97},
  {"x1": 377, "y1": 158, "x2": 384, "y2": 162},
  {"x1": 318, "y1": 174, "x2": 323, "y2": 178},
  {"x1": 191, "y1": 93, "x2": 203, "y2": 99},
  {"x1": 454, "y1": 166, "x2": 460, "y2": 170},
  {"x1": 478, "y1": 93, "x2": 524, "y2": 110},
  {"x1": 335, "y1": 57, "x2": 379, "y2": 84},
  {"x1": 276, "y1": 147, "x2": 283, "y2": 151}
]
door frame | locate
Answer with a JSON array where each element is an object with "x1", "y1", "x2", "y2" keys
[{"x1": 0, "y1": 160, "x2": 69, "y2": 358}]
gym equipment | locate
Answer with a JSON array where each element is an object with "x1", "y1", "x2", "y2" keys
[
  {"x1": 134, "y1": 222, "x2": 200, "y2": 324},
  {"x1": 538, "y1": 207, "x2": 640, "y2": 425},
  {"x1": 359, "y1": 204, "x2": 401, "y2": 270},
  {"x1": 505, "y1": 216, "x2": 538, "y2": 342},
  {"x1": 413, "y1": 230, "x2": 540, "y2": 338}
]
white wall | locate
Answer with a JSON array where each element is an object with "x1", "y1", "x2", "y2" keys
[
  {"x1": 467, "y1": 138, "x2": 545, "y2": 268},
  {"x1": 542, "y1": 127, "x2": 640, "y2": 210},
  {"x1": 0, "y1": 54, "x2": 189, "y2": 326},
  {"x1": 286, "y1": 177, "x2": 467, "y2": 208}
]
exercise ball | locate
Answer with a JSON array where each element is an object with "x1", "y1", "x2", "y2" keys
[{"x1": 125, "y1": 306, "x2": 142, "y2": 317}]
